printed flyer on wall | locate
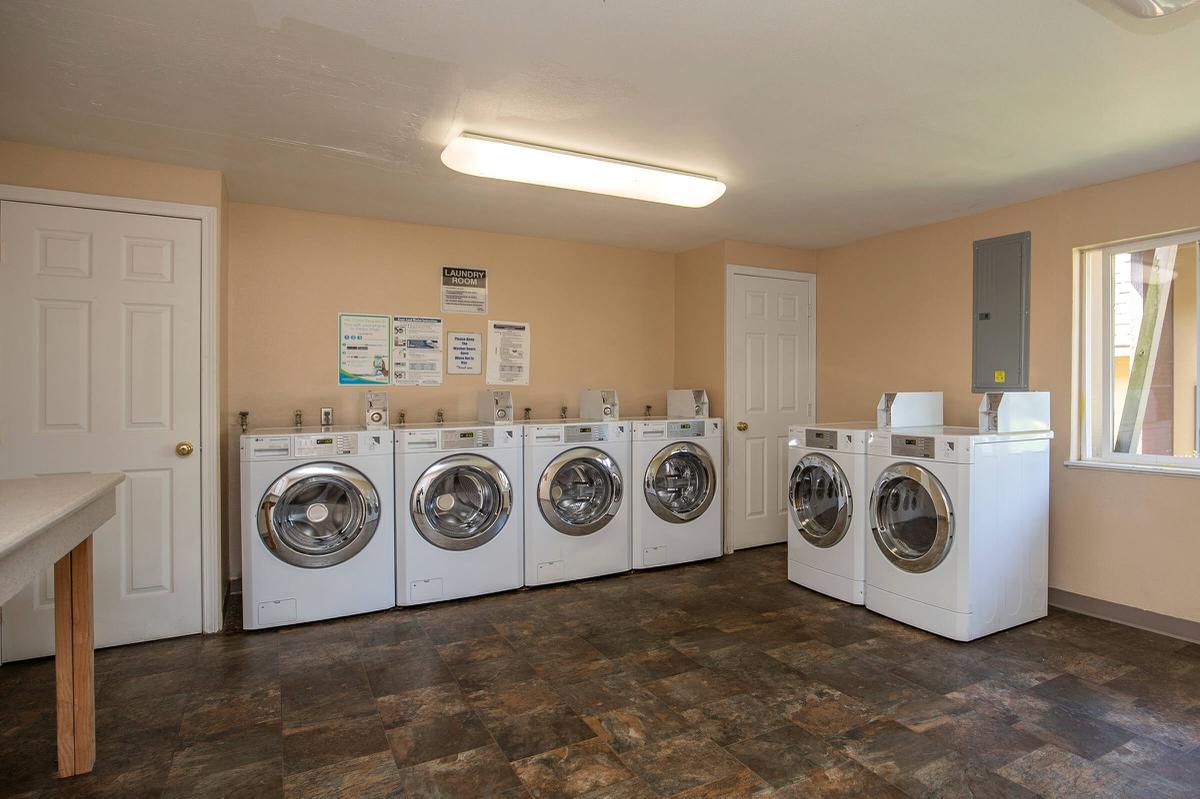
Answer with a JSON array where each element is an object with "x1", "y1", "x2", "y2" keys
[
  {"x1": 392, "y1": 315, "x2": 444, "y2": 386},
  {"x1": 486, "y1": 320, "x2": 530, "y2": 385},
  {"x1": 338, "y1": 313, "x2": 391, "y2": 385},
  {"x1": 441, "y1": 266, "x2": 487, "y2": 314},
  {"x1": 447, "y1": 332, "x2": 482, "y2": 375}
]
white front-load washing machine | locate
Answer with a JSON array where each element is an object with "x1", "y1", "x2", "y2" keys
[
  {"x1": 524, "y1": 421, "x2": 631, "y2": 585},
  {"x1": 241, "y1": 428, "x2": 395, "y2": 630},
  {"x1": 395, "y1": 423, "x2": 524, "y2": 605},
  {"x1": 864, "y1": 425, "x2": 1052, "y2": 641},
  {"x1": 632, "y1": 418, "x2": 722, "y2": 569},
  {"x1": 786, "y1": 422, "x2": 874, "y2": 604}
]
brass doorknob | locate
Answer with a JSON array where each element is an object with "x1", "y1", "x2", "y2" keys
[
  {"x1": 736, "y1": 421, "x2": 749, "y2": 432},
  {"x1": 175, "y1": 441, "x2": 195, "y2": 457}
]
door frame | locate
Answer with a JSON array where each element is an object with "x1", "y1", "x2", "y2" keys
[
  {"x1": 0, "y1": 183, "x2": 223, "y2": 634},
  {"x1": 723, "y1": 264, "x2": 817, "y2": 552}
]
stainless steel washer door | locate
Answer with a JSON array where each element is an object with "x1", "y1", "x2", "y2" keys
[
  {"x1": 869, "y1": 462, "x2": 954, "y2": 573},
  {"x1": 789, "y1": 453, "x2": 852, "y2": 548},
  {"x1": 411, "y1": 454, "x2": 512, "y2": 551},
  {"x1": 257, "y1": 462, "x2": 381, "y2": 569},
  {"x1": 539, "y1": 447, "x2": 623, "y2": 536},
  {"x1": 644, "y1": 442, "x2": 715, "y2": 523}
]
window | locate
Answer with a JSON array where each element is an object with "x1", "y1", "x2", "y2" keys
[{"x1": 1078, "y1": 230, "x2": 1200, "y2": 470}]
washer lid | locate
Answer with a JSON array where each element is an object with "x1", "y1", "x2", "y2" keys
[
  {"x1": 411, "y1": 454, "x2": 512, "y2": 551},
  {"x1": 539, "y1": 447, "x2": 623, "y2": 536},
  {"x1": 869, "y1": 462, "x2": 954, "y2": 573},
  {"x1": 644, "y1": 442, "x2": 715, "y2": 523},
  {"x1": 257, "y1": 462, "x2": 381, "y2": 569},
  {"x1": 789, "y1": 453, "x2": 852, "y2": 548}
]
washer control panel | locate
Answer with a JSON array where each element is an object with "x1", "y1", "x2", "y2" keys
[
  {"x1": 668, "y1": 420, "x2": 704, "y2": 439},
  {"x1": 891, "y1": 435, "x2": 935, "y2": 459},
  {"x1": 566, "y1": 423, "x2": 610, "y2": 443},
  {"x1": 295, "y1": 433, "x2": 357, "y2": 457},
  {"x1": 804, "y1": 429, "x2": 837, "y2": 450},
  {"x1": 442, "y1": 428, "x2": 495, "y2": 449}
]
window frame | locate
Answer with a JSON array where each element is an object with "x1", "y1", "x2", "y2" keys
[{"x1": 1076, "y1": 228, "x2": 1200, "y2": 472}]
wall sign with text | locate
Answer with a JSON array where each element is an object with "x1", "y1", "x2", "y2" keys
[{"x1": 441, "y1": 266, "x2": 487, "y2": 314}]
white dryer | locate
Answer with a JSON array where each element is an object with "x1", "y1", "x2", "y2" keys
[
  {"x1": 632, "y1": 418, "x2": 723, "y2": 569},
  {"x1": 786, "y1": 422, "x2": 874, "y2": 604},
  {"x1": 241, "y1": 428, "x2": 395, "y2": 630},
  {"x1": 396, "y1": 423, "x2": 524, "y2": 605},
  {"x1": 864, "y1": 426, "x2": 1052, "y2": 641},
  {"x1": 524, "y1": 421, "x2": 631, "y2": 585}
]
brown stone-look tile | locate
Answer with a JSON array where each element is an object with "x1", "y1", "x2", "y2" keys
[
  {"x1": 582, "y1": 698, "x2": 691, "y2": 754},
  {"x1": 644, "y1": 668, "x2": 744, "y2": 710},
  {"x1": 1015, "y1": 703, "x2": 1136, "y2": 760},
  {"x1": 164, "y1": 720, "x2": 283, "y2": 788},
  {"x1": 1104, "y1": 664, "x2": 1200, "y2": 712},
  {"x1": 997, "y1": 743, "x2": 1123, "y2": 797},
  {"x1": 1100, "y1": 700, "x2": 1200, "y2": 752},
  {"x1": 1097, "y1": 736, "x2": 1200, "y2": 789},
  {"x1": 282, "y1": 712, "x2": 390, "y2": 775},
  {"x1": 486, "y1": 701, "x2": 596, "y2": 761},
  {"x1": 281, "y1": 670, "x2": 377, "y2": 727},
  {"x1": 613, "y1": 647, "x2": 698, "y2": 683},
  {"x1": 376, "y1": 681, "x2": 472, "y2": 728},
  {"x1": 771, "y1": 756, "x2": 910, "y2": 799},
  {"x1": 1029, "y1": 672, "x2": 1129, "y2": 715},
  {"x1": 512, "y1": 737, "x2": 634, "y2": 798},
  {"x1": 765, "y1": 638, "x2": 842, "y2": 672},
  {"x1": 921, "y1": 709, "x2": 1045, "y2": 769},
  {"x1": 419, "y1": 616, "x2": 502, "y2": 645},
  {"x1": 386, "y1": 707, "x2": 493, "y2": 768},
  {"x1": 947, "y1": 677, "x2": 1055, "y2": 725},
  {"x1": 557, "y1": 674, "x2": 656, "y2": 714},
  {"x1": 469, "y1": 678, "x2": 565, "y2": 724},
  {"x1": 880, "y1": 688, "x2": 970, "y2": 734},
  {"x1": 774, "y1": 681, "x2": 874, "y2": 738},
  {"x1": 362, "y1": 647, "x2": 456, "y2": 698},
  {"x1": 681, "y1": 694, "x2": 786, "y2": 746},
  {"x1": 725, "y1": 723, "x2": 841, "y2": 788},
  {"x1": 585, "y1": 626, "x2": 669, "y2": 659},
  {"x1": 399, "y1": 743, "x2": 525, "y2": 798},
  {"x1": 668, "y1": 767, "x2": 771, "y2": 798},
  {"x1": 282, "y1": 750, "x2": 403, "y2": 798},
  {"x1": 618, "y1": 730, "x2": 746, "y2": 796},
  {"x1": 668, "y1": 626, "x2": 748, "y2": 658},
  {"x1": 352, "y1": 615, "x2": 426, "y2": 650},
  {"x1": 163, "y1": 757, "x2": 283, "y2": 799},
  {"x1": 436, "y1": 634, "x2": 517, "y2": 665},
  {"x1": 887, "y1": 648, "x2": 992, "y2": 695},
  {"x1": 451, "y1": 652, "x2": 541, "y2": 692},
  {"x1": 179, "y1": 685, "x2": 281, "y2": 741},
  {"x1": 835, "y1": 718, "x2": 952, "y2": 780},
  {"x1": 908, "y1": 753, "x2": 1038, "y2": 799}
]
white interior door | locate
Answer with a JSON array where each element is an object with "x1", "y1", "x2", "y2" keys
[
  {"x1": 0, "y1": 200, "x2": 204, "y2": 661},
  {"x1": 727, "y1": 269, "x2": 815, "y2": 550}
]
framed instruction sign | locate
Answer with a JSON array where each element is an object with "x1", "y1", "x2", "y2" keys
[
  {"x1": 338, "y1": 313, "x2": 391, "y2": 385},
  {"x1": 448, "y1": 332, "x2": 482, "y2": 375},
  {"x1": 441, "y1": 266, "x2": 487, "y2": 314}
]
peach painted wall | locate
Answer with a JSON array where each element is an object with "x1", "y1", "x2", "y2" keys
[
  {"x1": 815, "y1": 159, "x2": 1200, "y2": 624},
  {"x1": 225, "y1": 202, "x2": 677, "y2": 576}
]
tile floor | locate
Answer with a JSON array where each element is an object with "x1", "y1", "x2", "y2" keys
[{"x1": 2, "y1": 544, "x2": 1199, "y2": 797}]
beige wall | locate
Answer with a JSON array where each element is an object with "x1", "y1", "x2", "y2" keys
[
  {"x1": 226, "y1": 202, "x2": 677, "y2": 576},
  {"x1": 815, "y1": 159, "x2": 1200, "y2": 624},
  {"x1": 673, "y1": 240, "x2": 816, "y2": 416}
]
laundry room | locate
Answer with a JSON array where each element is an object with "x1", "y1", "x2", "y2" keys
[{"x1": 3, "y1": 3, "x2": 1200, "y2": 798}]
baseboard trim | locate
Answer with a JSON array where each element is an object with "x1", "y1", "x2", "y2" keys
[{"x1": 1049, "y1": 588, "x2": 1200, "y2": 645}]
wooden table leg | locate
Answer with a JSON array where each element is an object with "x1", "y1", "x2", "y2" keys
[{"x1": 53, "y1": 535, "x2": 94, "y2": 778}]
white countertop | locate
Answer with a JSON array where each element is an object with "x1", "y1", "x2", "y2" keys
[{"x1": 0, "y1": 473, "x2": 124, "y2": 605}]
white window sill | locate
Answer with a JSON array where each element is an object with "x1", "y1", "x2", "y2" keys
[{"x1": 1064, "y1": 459, "x2": 1200, "y2": 479}]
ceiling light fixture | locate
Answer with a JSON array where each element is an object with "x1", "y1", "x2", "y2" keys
[
  {"x1": 440, "y1": 133, "x2": 726, "y2": 208},
  {"x1": 1110, "y1": 0, "x2": 1199, "y2": 17}
]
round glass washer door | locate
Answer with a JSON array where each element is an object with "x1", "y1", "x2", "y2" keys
[
  {"x1": 411, "y1": 454, "x2": 512, "y2": 551},
  {"x1": 539, "y1": 447, "x2": 623, "y2": 536},
  {"x1": 869, "y1": 462, "x2": 954, "y2": 573},
  {"x1": 644, "y1": 442, "x2": 716, "y2": 523},
  {"x1": 257, "y1": 462, "x2": 380, "y2": 569},
  {"x1": 789, "y1": 453, "x2": 852, "y2": 548}
]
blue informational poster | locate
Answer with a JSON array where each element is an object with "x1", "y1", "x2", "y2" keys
[{"x1": 338, "y1": 313, "x2": 391, "y2": 385}]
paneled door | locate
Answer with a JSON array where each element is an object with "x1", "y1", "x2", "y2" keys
[
  {"x1": 727, "y1": 269, "x2": 815, "y2": 549},
  {"x1": 0, "y1": 200, "x2": 203, "y2": 661}
]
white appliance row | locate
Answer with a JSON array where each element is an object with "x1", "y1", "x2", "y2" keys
[
  {"x1": 786, "y1": 391, "x2": 1053, "y2": 641},
  {"x1": 240, "y1": 391, "x2": 723, "y2": 630}
]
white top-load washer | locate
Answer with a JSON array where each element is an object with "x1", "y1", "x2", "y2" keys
[
  {"x1": 786, "y1": 422, "x2": 873, "y2": 604},
  {"x1": 395, "y1": 422, "x2": 524, "y2": 605},
  {"x1": 632, "y1": 417, "x2": 723, "y2": 569},
  {"x1": 524, "y1": 420, "x2": 631, "y2": 585},
  {"x1": 241, "y1": 427, "x2": 395, "y2": 630},
  {"x1": 864, "y1": 424, "x2": 1052, "y2": 641}
]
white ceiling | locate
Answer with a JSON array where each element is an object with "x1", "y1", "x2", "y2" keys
[{"x1": 2, "y1": 0, "x2": 1200, "y2": 251}]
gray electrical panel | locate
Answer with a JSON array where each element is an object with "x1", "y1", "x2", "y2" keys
[{"x1": 972, "y1": 232, "x2": 1030, "y2": 392}]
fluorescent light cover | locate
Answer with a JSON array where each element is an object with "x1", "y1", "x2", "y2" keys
[{"x1": 441, "y1": 133, "x2": 726, "y2": 208}]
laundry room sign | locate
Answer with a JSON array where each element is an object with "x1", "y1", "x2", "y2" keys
[{"x1": 441, "y1": 266, "x2": 487, "y2": 314}]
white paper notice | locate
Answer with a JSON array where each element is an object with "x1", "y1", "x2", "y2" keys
[
  {"x1": 339, "y1": 313, "x2": 391, "y2": 385},
  {"x1": 441, "y1": 266, "x2": 487, "y2": 314},
  {"x1": 447, "y1": 332, "x2": 482, "y2": 375},
  {"x1": 486, "y1": 320, "x2": 530, "y2": 386},
  {"x1": 392, "y1": 316, "x2": 444, "y2": 386}
]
